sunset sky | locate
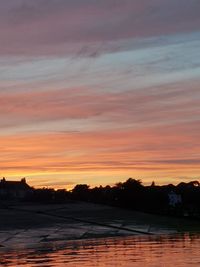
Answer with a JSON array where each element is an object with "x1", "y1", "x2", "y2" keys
[{"x1": 0, "y1": 0, "x2": 200, "y2": 188}]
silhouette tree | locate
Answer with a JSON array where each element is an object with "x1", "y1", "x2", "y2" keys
[{"x1": 72, "y1": 184, "x2": 90, "y2": 201}]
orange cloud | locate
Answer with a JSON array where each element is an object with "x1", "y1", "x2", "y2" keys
[{"x1": 1, "y1": 119, "x2": 199, "y2": 187}]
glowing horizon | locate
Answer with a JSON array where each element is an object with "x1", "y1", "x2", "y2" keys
[{"x1": 0, "y1": 0, "x2": 200, "y2": 188}]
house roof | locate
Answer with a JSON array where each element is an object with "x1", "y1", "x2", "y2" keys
[{"x1": 0, "y1": 179, "x2": 31, "y2": 190}]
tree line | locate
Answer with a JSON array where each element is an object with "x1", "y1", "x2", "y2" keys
[{"x1": 29, "y1": 178, "x2": 200, "y2": 219}]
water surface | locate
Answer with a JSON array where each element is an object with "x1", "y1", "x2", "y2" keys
[{"x1": 1, "y1": 233, "x2": 200, "y2": 267}]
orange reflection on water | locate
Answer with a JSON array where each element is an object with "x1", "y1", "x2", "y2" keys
[{"x1": 1, "y1": 233, "x2": 200, "y2": 267}]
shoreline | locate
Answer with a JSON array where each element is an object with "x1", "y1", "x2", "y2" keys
[{"x1": 0, "y1": 201, "x2": 200, "y2": 249}]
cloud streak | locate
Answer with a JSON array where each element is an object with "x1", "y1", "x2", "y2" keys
[
  {"x1": 0, "y1": 79, "x2": 199, "y2": 130},
  {"x1": 0, "y1": 119, "x2": 199, "y2": 186},
  {"x1": 0, "y1": 0, "x2": 200, "y2": 56}
]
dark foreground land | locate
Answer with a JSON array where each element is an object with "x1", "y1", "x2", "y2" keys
[{"x1": 0, "y1": 201, "x2": 200, "y2": 249}]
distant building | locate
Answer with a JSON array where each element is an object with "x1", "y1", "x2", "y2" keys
[
  {"x1": 0, "y1": 178, "x2": 32, "y2": 200},
  {"x1": 168, "y1": 191, "x2": 182, "y2": 207}
]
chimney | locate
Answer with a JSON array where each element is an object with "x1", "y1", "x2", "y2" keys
[{"x1": 21, "y1": 178, "x2": 26, "y2": 183}]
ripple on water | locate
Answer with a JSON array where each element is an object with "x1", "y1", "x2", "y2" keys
[{"x1": 1, "y1": 233, "x2": 200, "y2": 267}]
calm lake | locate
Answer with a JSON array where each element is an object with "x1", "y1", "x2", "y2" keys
[{"x1": 1, "y1": 233, "x2": 200, "y2": 267}]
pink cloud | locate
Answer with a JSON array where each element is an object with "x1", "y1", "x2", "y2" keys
[{"x1": 0, "y1": 79, "x2": 199, "y2": 130}]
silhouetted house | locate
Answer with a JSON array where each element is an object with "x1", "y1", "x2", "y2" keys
[
  {"x1": 168, "y1": 191, "x2": 182, "y2": 207},
  {"x1": 0, "y1": 178, "x2": 32, "y2": 200}
]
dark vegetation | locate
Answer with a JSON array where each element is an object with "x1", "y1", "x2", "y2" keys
[
  {"x1": 70, "y1": 179, "x2": 200, "y2": 218},
  {"x1": 1, "y1": 178, "x2": 200, "y2": 219}
]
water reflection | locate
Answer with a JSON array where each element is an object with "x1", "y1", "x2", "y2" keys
[{"x1": 1, "y1": 233, "x2": 200, "y2": 267}]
